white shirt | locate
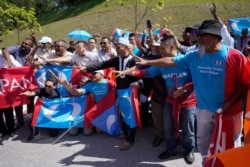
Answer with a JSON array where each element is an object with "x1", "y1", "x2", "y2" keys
[
  {"x1": 221, "y1": 24, "x2": 234, "y2": 48},
  {"x1": 97, "y1": 47, "x2": 117, "y2": 62},
  {"x1": 71, "y1": 51, "x2": 99, "y2": 66},
  {"x1": 0, "y1": 50, "x2": 22, "y2": 67}
]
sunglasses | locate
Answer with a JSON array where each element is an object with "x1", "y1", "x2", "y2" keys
[
  {"x1": 45, "y1": 85, "x2": 53, "y2": 88},
  {"x1": 100, "y1": 42, "x2": 107, "y2": 45}
]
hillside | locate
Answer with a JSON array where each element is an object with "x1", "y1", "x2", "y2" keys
[{"x1": 1, "y1": 0, "x2": 250, "y2": 47}]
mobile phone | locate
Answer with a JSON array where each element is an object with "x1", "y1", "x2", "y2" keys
[{"x1": 147, "y1": 20, "x2": 152, "y2": 29}]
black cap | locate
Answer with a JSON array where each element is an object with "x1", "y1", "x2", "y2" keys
[{"x1": 198, "y1": 20, "x2": 222, "y2": 38}]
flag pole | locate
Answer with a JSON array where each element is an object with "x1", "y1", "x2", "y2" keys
[{"x1": 52, "y1": 117, "x2": 84, "y2": 145}]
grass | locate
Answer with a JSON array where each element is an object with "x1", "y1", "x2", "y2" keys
[{"x1": 1, "y1": 0, "x2": 250, "y2": 47}]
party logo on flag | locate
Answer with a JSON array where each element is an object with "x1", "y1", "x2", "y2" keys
[
  {"x1": 117, "y1": 86, "x2": 141, "y2": 128},
  {"x1": 34, "y1": 65, "x2": 83, "y2": 97},
  {"x1": 32, "y1": 96, "x2": 87, "y2": 128},
  {"x1": 91, "y1": 104, "x2": 120, "y2": 136}
]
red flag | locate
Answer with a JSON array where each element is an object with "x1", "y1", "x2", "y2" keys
[
  {"x1": 205, "y1": 114, "x2": 235, "y2": 167},
  {"x1": 131, "y1": 85, "x2": 142, "y2": 128},
  {"x1": 244, "y1": 89, "x2": 250, "y2": 144},
  {"x1": 0, "y1": 66, "x2": 38, "y2": 108},
  {"x1": 84, "y1": 90, "x2": 116, "y2": 128},
  {"x1": 172, "y1": 75, "x2": 180, "y2": 139}
]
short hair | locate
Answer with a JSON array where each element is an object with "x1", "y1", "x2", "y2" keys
[
  {"x1": 46, "y1": 78, "x2": 57, "y2": 86},
  {"x1": 24, "y1": 37, "x2": 34, "y2": 47},
  {"x1": 129, "y1": 33, "x2": 135, "y2": 38},
  {"x1": 76, "y1": 40, "x2": 88, "y2": 48},
  {"x1": 88, "y1": 38, "x2": 97, "y2": 43},
  {"x1": 160, "y1": 35, "x2": 177, "y2": 47},
  {"x1": 55, "y1": 39, "x2": 67, "y2": 48},
  {"x1": 101, "y1": 36, "x2": 111, "y2": 44}
]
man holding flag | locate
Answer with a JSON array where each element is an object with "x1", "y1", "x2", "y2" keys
[{"x1": 133, "y1": 19, "x2": 250, "y2": 166}]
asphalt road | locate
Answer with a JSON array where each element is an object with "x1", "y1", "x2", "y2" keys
[{"x1": 0, "y1": 125, "x2": 202, "y2": 167}]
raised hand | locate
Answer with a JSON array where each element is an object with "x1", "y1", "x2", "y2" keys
[{"x1": 210, "y1": 3, "x2": 217, "y2": 17}]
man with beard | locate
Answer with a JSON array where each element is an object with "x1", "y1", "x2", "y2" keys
[{"x1": 133, "y1": 20, "x2": 250, "y2": 166}]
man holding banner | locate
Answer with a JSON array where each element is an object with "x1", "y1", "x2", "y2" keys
[{"x1": 134, "y1": 19, "x2": 250, "y2": 166}]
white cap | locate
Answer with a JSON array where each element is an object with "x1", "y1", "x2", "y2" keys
[
  {"x1": 39, "y1": 36, "x2": 52, "y2": 44},
  {"x1": 94, "y1": 70, "x2": 104, "y2": 75},
  {"x1": 116, "y1": 37, "x2": 130, "y2": 47},
  {"x1": 151, "y1": 40, "x2": 160, "y2": 46}
]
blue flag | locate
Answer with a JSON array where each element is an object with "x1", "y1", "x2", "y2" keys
[
  {"x1": 228, "y1": 17, "x2": 250, "y2": 35},
  {"x1": 117, "y1": 87, "x2": 138, "y2": 128},
  {"x1": 34, "y1": 65, "x2": 83, "y2": 97},
  {"x1": 91, "y1": 104, "x2": 121, "y2": 136},
  {"x1": 32, "y1": 96, "x2": 87, "y2": 128}
]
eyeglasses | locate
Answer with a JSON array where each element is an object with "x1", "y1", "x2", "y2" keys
[
  {"x1": 100, "y1": 42, "x2": 107, "y2": 45},
  {"x1": 55, "y1": 45, "x2": 64, "y2": 48},
  {"x1": 45, "y1": 85, "x2": 53, "y2": 88}
]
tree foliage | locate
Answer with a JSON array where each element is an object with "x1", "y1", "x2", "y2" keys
[
  {"x1": 0, "y1": 1, "x2": 41, "y2": 43},
  {"x1": 105, "y1": 0, "x2": 165, "y2": 31}
]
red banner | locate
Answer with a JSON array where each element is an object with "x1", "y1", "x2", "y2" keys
[{"x1": 0, "y1": 66, "x2": 38, "y2": 108}]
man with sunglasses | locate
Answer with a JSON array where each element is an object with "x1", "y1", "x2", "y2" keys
[
  {"x1": 20, "y1": 78, "x2": 60, "y2": 141},
  {"x1": 97, "y1": 36, "x2": 117, "y2": 62}
]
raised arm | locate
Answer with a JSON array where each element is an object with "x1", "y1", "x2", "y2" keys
[
  {"x1": 136, "y1": 55, "x2": 176, "y2": 67},
  {"x1": 20, "y1": 91, "x2": 36, "y2": 97},
  {"x1": 48, "y1": 69, "x2": 84, "y2": 96},
  {"x1": 41, "y1": 56, "x2": 71, "y2": 64},
  {"x1": 2, "y1": 48, "x2": 14, "y2": 67},
  {"x1": 210, "y1": 3, "x2": 223, "y2": 24}
]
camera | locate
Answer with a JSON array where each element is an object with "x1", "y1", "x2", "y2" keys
[{"x1": 147, "y1": 20, "x2": 152, "y2": 29}]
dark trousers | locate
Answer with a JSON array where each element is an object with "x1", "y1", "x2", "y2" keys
[
  {"x1": 0, "y1": 107, "x2": 15, "y2": 133},
  {"x1": 15, "y1": 96, "x2": 35, "y2": 124},
  {"x1": 121, "y1": 121, "x2": 136, "y2": 143}
]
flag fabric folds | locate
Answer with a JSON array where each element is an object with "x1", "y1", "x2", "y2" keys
[
  {"x1": 86, "y1": 90, "x2": 121, "y2": 136},
  {"x1": 228, "y1": 17, "x2": 250, "y2": 35},
  {"x1": 205, "y1": 114, "x2": 235, "y2": 167},
  {"x1": 205, "y1": 144, "x2": 250, "y2": 167},
  {"x1": 34, "y1": 65, "x2": 83, "y2": 97},
  {"x1": 0, "y1": 66, "x2": 38, "y2": 108},
  {"x1": 117, "y1": 86, "x2": 141, "y2": 128},
  {"x1": 32, "y1": 96, "x2": 88, "y2": 128}
]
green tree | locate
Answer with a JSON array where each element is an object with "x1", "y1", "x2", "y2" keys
[
  {"x1": 2, "y1": 2, "x2": 42, "y2": 44},
  {"x1": 105, "y1": 0, "x2": 165, "y2": 31}
]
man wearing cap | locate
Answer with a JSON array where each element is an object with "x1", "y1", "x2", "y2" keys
[
  {"x1": 134, "y1": 19, "x2": 250, "y2": 165},
  {"x1": 79, "y1": 37, "x2": 141, "y2": 151},
  {"x1": 33, "y1": 36, "x2": 54, "y2": 69}
]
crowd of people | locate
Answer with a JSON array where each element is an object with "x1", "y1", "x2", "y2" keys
[{"x1": 0, "y1": 3, "x2": 250, "y2": 166}]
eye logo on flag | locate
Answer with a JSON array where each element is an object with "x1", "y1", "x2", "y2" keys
[
  {"x1": 228, "y1": 17, "x2": 250, "y2": 35},
  {"x1": 32, "y1": 96, "x2": 87, "y2": 128},
  {"x1": 34, "y1": 65, "x2": 83, "y2": 97},
  {"x1": 117, "y1": 86, "x2": 141, "y2": 128},
  {"x1": 91, "y1": 104, "x2": 120, "y2": 136}
]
